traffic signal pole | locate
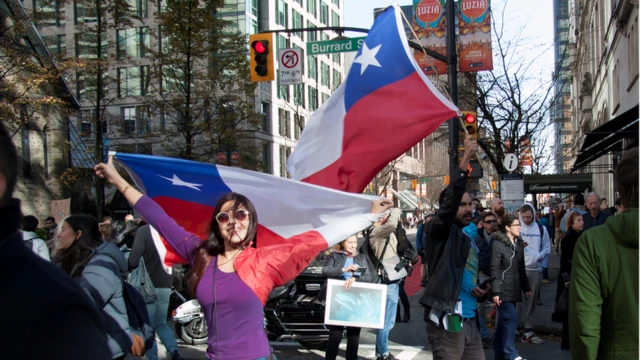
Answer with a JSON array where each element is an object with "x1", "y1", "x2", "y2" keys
[{"x1": 446, "y1": 0, "x2": 459, "y2": 177}]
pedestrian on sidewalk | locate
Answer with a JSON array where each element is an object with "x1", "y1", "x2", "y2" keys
[
  {"x1": 417, "y1": 213, "x2": 434, "y2": 287},
  {"x1": 128, "y1": 224, "x2": 183, "y2": 360},
  {"x1": 569, "y1": 148, "x2": 639, "y2": 360},
  {"x1": 552, "y1": 211, "x2": 583, "y2": 351},
  {"x1": 490, "y1": 214, "x2": 531, "y2": 360},
  {"x1": 420, "y1": 137, "x2": 490, "y2": 360},
  {"x1": 475, "y1": 212, "x2": 500, "y2": 348},
  {"x1": 516, "y1": 204, "x2": 549, "y2": 344},
  {"x1": 582, "y1": 192, "x2": 611, "y2": 231},
  {"x1": 322, "y1": 235, "x2": 373, "y2": 360}
]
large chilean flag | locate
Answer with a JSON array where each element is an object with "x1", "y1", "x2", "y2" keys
[
  {"x1": 113, "y1": 153, "x2": 378, "y2": 266},
  {"x1": 287, "y1": 5, "x2": 458, "y2": 192}
]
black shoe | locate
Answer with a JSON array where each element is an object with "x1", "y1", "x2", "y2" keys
[
  {"x1": 171, "y1": 351, "x2": 184, "y2": 360},
  {"x1": 402, "y1": 313, "x2": 410, "y2": 322},
  {"x1": 376, "y1": 354, "x2": 397, "y2": 360}
]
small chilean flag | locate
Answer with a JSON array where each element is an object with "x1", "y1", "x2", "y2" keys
[
  {"x1": 113, "y1": 153, "x2": 379, "y2": 266},
  {"x1": 287, "y1": 5, "x2": 459, "y2": 192}
]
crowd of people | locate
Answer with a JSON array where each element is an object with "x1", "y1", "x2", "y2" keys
[{"x1": 2, "y1": 114, "x2": 638, "y2": 360}]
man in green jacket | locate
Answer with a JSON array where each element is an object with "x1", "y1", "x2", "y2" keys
[{"x1": 569, "y1": 147, "x2": 639, "y2": 360}]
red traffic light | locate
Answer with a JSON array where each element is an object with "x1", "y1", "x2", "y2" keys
[
  {"x1": 252, "y1": 41, "x2": 267, "y2": 54},
  {"x1": 464, "y1": 113, "x2": 476, "y2": 124}
]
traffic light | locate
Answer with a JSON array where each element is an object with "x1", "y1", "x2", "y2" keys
[
  {"x1": 249, "y1": 33, "x2": 275, "y2": 82},
  {"x1": 461, "y1": 111, "x2": 478, "y2": 141}
]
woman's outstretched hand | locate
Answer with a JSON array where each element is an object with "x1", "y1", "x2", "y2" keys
[
  {"x1": 94, "y1": 156, "x2": 123, "y2": 186},
  {"x1": 370, "y1": 198, "x2": 393, "y2": 214}
]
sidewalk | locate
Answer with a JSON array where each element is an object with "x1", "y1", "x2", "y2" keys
[{"x1": 408, "y1": 246, "x2": 563, "y2": 336}]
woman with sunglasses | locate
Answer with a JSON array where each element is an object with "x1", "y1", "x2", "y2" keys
[
  {"x1": 94, "y1": 157, "x2": 393, "y2": 360},
  {"x1": 490, "y1": 215, "x2": 531, "y2": 360}
]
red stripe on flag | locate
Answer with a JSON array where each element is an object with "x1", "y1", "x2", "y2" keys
[{"x1": 302, "y1": 72, "x2": 456, "y2": 192}]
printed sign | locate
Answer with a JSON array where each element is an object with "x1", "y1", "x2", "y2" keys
[
  {"x1": 500, "y1": 173, "x2": 524, "y2": 201},
  {"x1": 412, "y1": 0, "x2": 447, "y2": 75},
  {"x1": 457, "y1": 0, "x2": 493, "y2": 72},
  {"x1": 278, "y1": 48, "x2": 303, "y2": 85}
]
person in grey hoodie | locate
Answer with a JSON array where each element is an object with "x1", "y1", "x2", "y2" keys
[
  {"x1": 516, "y1": 204, "x2": 550, "y2": 345},
  {"x1": 21, "y1": 215, "x2": 50, "y2": 260},
  {"x1": 54, "y1": 214, "x2": 138, "y2": 360}
]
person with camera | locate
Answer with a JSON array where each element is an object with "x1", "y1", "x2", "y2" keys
[
  {"x1": 419, "y1": 136, "x2": 490, "y2": 360},
  {"x1": 361, "y1": 207, "x2": 402, "y2": 360},
  {"x1": 490, "y1": 214, "x2": 531, "y2": 360},
  {"x1": 322, "y1": 235, "x2": 373, "y2": 360}
]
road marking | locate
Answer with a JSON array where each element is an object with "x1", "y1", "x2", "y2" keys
[{"x1": 271, "y1": 342, "x2": 428, "y2": 359}]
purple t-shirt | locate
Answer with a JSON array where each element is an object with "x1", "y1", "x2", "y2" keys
[{"x1": 135, "y1": 196, "x2": 270, "y2": 360}]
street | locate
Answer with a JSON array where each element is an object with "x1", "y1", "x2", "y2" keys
[{"x1": 143, "y1": 231, "x2": 571, "y2": 360}]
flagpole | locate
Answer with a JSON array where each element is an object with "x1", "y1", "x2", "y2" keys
[{"x1": 446, "y1": 0, "x2": 459, "y2": 177}]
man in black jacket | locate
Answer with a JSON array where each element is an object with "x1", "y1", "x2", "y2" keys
[
  {"x1": 129, "y1": 224, "x2": 183, "y2": 360},
  {"x1": 0, "y1": 122, "x2": 110, "y2": 359},
  {"x1": 420, "y1": 136, "x2": 490, "y2": 360}
]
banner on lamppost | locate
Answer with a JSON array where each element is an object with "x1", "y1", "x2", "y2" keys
[
  {"x1": 230, "y1": 150, "x2": 242, "y2": 167},
  {"x1": 412, "y1": 0, "x2": 447, "y2": 76},
  {"x1": 457, "y1": 0, "x2": 493, "y2": 72},
  {"x1": 216, "y1": 151, "x2": 228, "y2": 166}
]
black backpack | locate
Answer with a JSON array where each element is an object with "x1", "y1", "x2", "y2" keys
[{"x1": 121, "y1": 280, "x2": 155, "y2": 354}]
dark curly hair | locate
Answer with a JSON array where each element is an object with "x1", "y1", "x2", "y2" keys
[{"x1": 188, "y1": 192, "x2": 258, "y2": 294}]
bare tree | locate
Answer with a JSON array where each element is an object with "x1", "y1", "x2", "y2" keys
[{"x1": 458, "y1": 2, "x2": 560, "y2": 175}]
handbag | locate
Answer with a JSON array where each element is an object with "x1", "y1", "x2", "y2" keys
[
  {"x1": 127, "y1": 258, "x2": 157, "y2": 303},
  {"x1": 551, "y1": 286, "x2": 569, "y2": 323}
]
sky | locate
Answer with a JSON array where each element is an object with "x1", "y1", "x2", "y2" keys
[{"x1": 342, "y1": 0, "x2": 556, "y2": 81}]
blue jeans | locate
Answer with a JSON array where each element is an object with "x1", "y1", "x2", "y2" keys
[
  {"x1": 376, "y1": 282, "x2": 399, "y2": 357},
  {"x1": 479, "y1": 314, "x2": 492, "y2": 339},
  {"x1": 493, "y1": 302, "x2": 519, "y2": 360},
  {"x1": 145, "y1": 287, "x2": 178, "y2": 360}
]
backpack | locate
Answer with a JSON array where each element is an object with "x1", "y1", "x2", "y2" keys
[
  {"x1": 394, "y1": 226, "x2": 419, "y2": 265},
  {"x1": 121, "y1": 280, "x2": 155, "y2": 355},
  {"x1": 126, "y1": 256, "x2": 157, "y2": 303}
]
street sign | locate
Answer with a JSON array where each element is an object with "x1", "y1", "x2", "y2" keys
[
  {"x1": 503, "y1": 153, "x2": 518, "y2": 172},
  {"x1": 306, "y1": 37, "x2": 366, "y2": 55},
  {"x1": 278, "y1": 48, "x2": 303, "y2": 85},
  {"x1": 418, "y1": 177, "x2": 432, "y2": 183},
  {"x1": 500, "y1": 173, "x2": 524, "y2": 201}
]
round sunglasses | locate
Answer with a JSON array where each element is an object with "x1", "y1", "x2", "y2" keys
[{"x1": 215, "y1": 209, "x2": 250, "y2": 224}]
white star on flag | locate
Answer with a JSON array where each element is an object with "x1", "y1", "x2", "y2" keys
[
  {"x1": 354, "y1": 42, "x2": 382, "y2": 75},
  {"x1": 157, "y1": 174, "x2": 203, "y2": 191}
]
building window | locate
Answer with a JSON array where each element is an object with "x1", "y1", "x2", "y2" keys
[
  {"x1": 279, "y1": 145, "x2": 287, "y2": 177},
  {"x1": 292, "y1": 9, "x2": 303, "y2": 40},
  {"x1": 332, "y1": 69, "x2": 341, "y2": 90},
  {"x1": 332, "y1": 53, "x2": 341, "y2": 65},
  {"x1": 307, "y1": 21, "x2": 317, "y2": 42},
  {"x1": 612, "y1": 60, "x2": 620, "y2": 113},
  {"x1": 43, "y1": 34, "x2": 66, "y2": 55},
  {"x1": 307, "y1": 0, "x2": 316, "y2": 17},
  {"x1": 33, "y1": 0, "x2": 64, "y2": 27},
  {"x1": 262, "y1": 143, "x2": 271, "y2": 174},
  {"x1": 251, "y1": 0, "x2": 258, "y2": 16},
  {"x1": 320, "y1": 32, "x2": 329, "y2": 41},
  {"x1": 308, "y1": 85, "x2": 318, "y2": 110},
  {"x1": 277, "y1": 73, "x2": 289, "y2": 101},
  {"x1": 320, "y1": 1, "x2": 329, "y2": 25},
  {"x1": 629, "y1": 16, "x2": 639, "y2": 87},
  {"x1": 308, "y1": 56, "x2": 317, "y2": 80},
  {"x1": 21, "y1": 127, "x2": 31, "y2": 178},
  {"x1": 126, "y1": 0, "x2": 148, "y2": 18},
  {"x1": 121, "y1": 106, "x2": 150, "y2": 136},
  {"x1": 294, "y1": 114, "x2": 305, "y2": 140},
  {"x1": 162, "y1": 65, "x2": 183, "y2": 93},
  {"x1": 321, "y1": 92, "x2": 329, "y2": 104},
  {"x1": 331, "y1": 10, "x2": 339, "y2": 27},
  {"x1": 118, "y1": 66, "x2": 149, "y2": 97},
  {"x1": 116, "y1": 27, "x2": 149, "y2": 58},
  {"x1": 261, "y1": 102, "x2": 270, "y2": 133},
  {"x1": 74, "y1": 1, "x2": 97, "y2": 23},
  {"x1": 332, "y1": 0, "x2": 339, "y2": 7},
  {"x1": 76, "y1": 71, "x2": 108, "y2": 101},
  {"x1": 250, "y1": 19, "x2": 258, "y2": 34},
  {"x1": 75, "y1": 33, "x2": 107, "y2": 59},
  {"x1": 321, "y1": 62, "x2": 330, "y2": 87},
  {"x1": 293, "y1": 84, "x2": 305, "y2": 108},
  {"x1": 276, "y1": 0, "x2": 287, "y2": 26}
]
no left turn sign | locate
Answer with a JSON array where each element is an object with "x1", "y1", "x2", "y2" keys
[{"x1": 280, "y1": 50, "x2": 299, "y2": 69}]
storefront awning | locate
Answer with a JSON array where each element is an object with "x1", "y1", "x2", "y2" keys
[{"x1": 572, "y1": 105, "x2": 639, "y2": 172}]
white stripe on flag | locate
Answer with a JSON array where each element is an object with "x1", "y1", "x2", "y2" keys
[{"x1": 150, "y1": 226, "x2": 173, "y2": 275}]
